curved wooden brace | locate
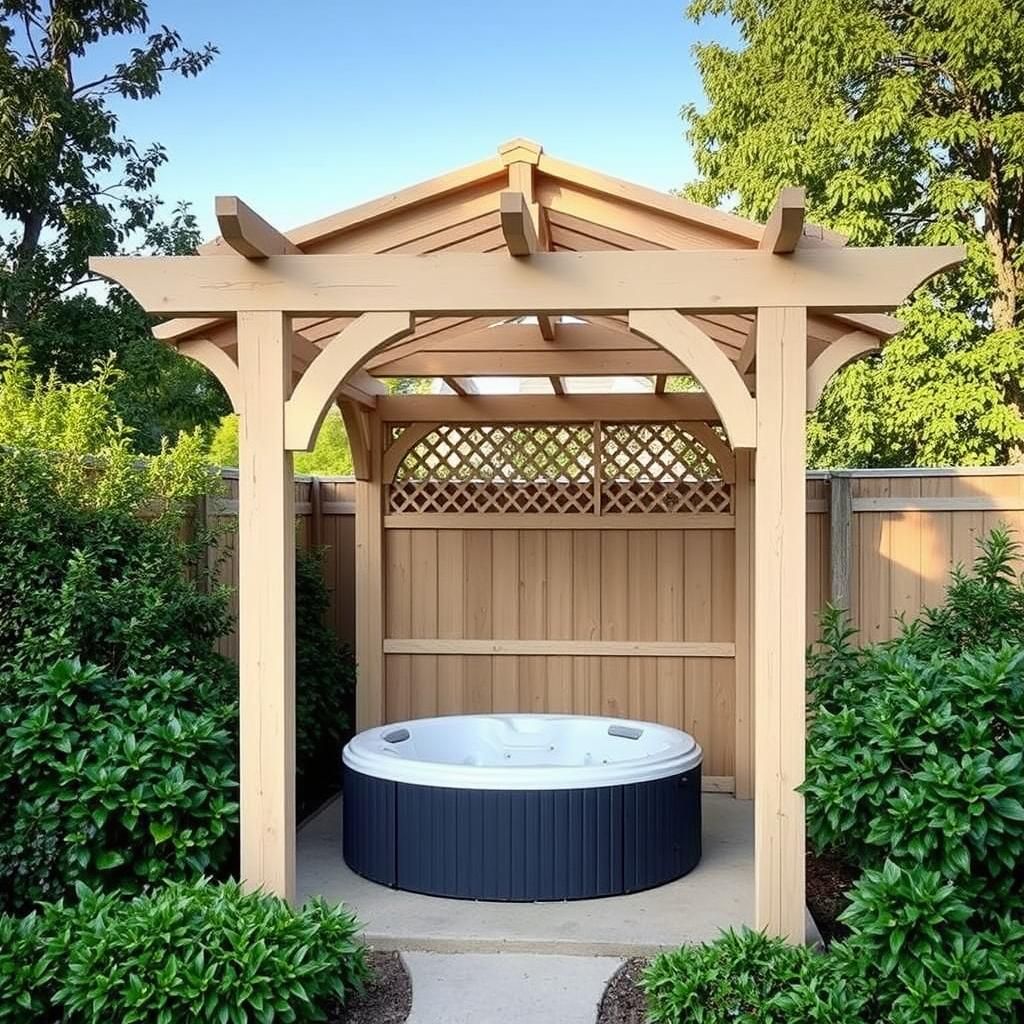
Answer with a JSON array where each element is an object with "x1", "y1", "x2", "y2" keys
[
  {"x1": 682, "y1": 421, "x2": 736, "y2": 483},
  {"x1": 628, "y1": 309, "x2": 757, "y2": 449},
  {"x1": 176, "y1": 339, "x2": 242, "y2": 412},
  {"x1": 806, "y1": 330, "x2": 879, "y2": 410},
  {"x1": 339, "y1": 400, "x2": 372, "y2": 480},
  {"x1": 382, "y1": 422, "x2": 442, "y2": 482},
  {"x1": 285, "y1": 312, "x2": 414, "y2": 451}
]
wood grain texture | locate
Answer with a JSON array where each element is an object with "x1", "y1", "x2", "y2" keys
[
  {"x1": 753, "y1": 306, "x2": 807, "y2": 941},
  {"x1": 236, "y1": 311, "x2": 296, "y2": 902}
]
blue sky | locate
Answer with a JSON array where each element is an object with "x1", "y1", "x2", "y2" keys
[{"x1": 103, "y1": 1, "x2": 736, "y2": 240}]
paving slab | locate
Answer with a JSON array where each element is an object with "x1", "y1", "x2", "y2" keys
[
  {"x1": 299, "y1": 793, "x2": 799, "y2": 955},
  {"x1": 403, "y1": 952, "x2": 621, "y2": 1024}
]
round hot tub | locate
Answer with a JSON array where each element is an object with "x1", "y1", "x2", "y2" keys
[{"x1": 342, "y1": 714, "x2": 702, "y2": 901}]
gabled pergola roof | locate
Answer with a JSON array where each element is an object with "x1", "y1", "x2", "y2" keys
[{"x1": 154, "y1": 139, "x2": 900, "y2": 402}]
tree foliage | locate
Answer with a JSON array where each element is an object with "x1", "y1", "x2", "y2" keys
[
  {"x1": 208, "y1": 407, "x2": 356, "y2": 477},
  {"x1": 0, "y1": 3, "x2": 227, "y2": 449},
  {"x1": 684, "y1": 0, "x2": 1024, "y2": 466}
]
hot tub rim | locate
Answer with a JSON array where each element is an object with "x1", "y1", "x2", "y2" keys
[{"x1": 342, "y1": 712, "x2": 703, "y2": 791}]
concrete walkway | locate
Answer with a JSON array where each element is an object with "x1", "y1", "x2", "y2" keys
[
  {"x1": 299, "y1": 794, "x2": 769, "y2": 955},
  {"x1": 403, "y1": 951, "x2": 622, "y2": 1024}
]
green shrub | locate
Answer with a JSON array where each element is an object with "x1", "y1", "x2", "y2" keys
[
  {"x1": 643, "y1": 928, "x2": 869, "y2": 1024},
  {"x1": 914, "y1": 527, "x2": 1024, "y2": 654},
  {"x1": 0, "y1": 879, "x2": 369, "y2": 1024},
  {"x1": 799, "y1": 527, "x2": 1024, "y2": 1023},
  {"x1": 0, "y1": 336, "x2": 234, "y2": 687},
  {"x1": 0, "y1": 661, "x2": 237, "y2": 912},
  {"x1": 209, "y1": 408, "x2": 354, "y2": 476},
  {"x1": 0, "y1": 911, "x2": 51, "y2": 1022},
  {"x1": 803, "y1": 637, "x2": 1024, "y2": 917},
  {"x1": 804, "y1": 530, "x2": 1024, "y2": 917},
  {"x1": 834, "y1": 861, "x2": 1024, "y2": 1023}
]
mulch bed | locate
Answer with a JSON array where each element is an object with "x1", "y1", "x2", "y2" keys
[
  {"x1": 326, "y1": 951, "x2": 412, "y2": 1024},
  {"x1": 593, "y1": 850, "x2": 860, "y2": 1023},
  {"x1": 597, "y1": 958, "x2": 650, "y2": 1024},
  {"x1": 806, "y1": 846, "x2": 860, "y2": 946}
]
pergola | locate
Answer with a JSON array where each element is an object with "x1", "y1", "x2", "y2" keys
[{"x1": 92, "y1": 139, "x2": 961, "y2": 942}]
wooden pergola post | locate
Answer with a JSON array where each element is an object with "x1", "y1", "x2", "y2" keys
[
  {"x1": 236, "y1": 310, "x2": 297, "y2": 902},
  {"x1": 753, "y1": 306, "x2": 807, "y2": 939}
]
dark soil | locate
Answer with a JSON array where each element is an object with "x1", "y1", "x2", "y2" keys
[
  {"x1": 597, "y1": 958, "x2": 650, "y2": 1024},
  {"x1": 326, "y1": 951, "x2": 412, "y2": 1024},
  {"x1": 806, "y1": 846, "x2": 860, "y2": 946}
]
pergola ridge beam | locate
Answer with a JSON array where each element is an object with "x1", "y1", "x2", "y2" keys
[
  {"x1": 91, "y1": 245, "x2": 966, "y2": 317},
  {"x1": 215, "y1": 196, "x2": 301, "y2": 258},
  {"x1": 760, "y1": 187, "x2": 806, "y2": 254}
]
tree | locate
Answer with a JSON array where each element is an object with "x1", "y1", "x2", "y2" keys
[
  {"x1": 208, "y1": 408, "x2": 356, "y2": 477},
  {"x1": 683, "y1": 0, "x2": 1024, "y2": 466},
  {"x1": 0, "y1": 3, "x2": 226, "y2": 449}
]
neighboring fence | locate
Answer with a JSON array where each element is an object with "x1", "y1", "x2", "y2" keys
[
  {"x1": 812, "y1": 467, "x2": 1024, "y2": 643},
  {"x1": 204, "y1": 464, "x2": 1024, "y2": 668},
  {"x1": 206, "y1": 470, "x2": 356, "y2": 662}
]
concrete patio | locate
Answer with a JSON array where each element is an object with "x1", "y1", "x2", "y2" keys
[{"x1": 297, "y1": 793, "x2": 805, "y2": 956}]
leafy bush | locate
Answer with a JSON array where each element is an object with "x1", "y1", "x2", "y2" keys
[
  {"x1": 0, "y1": 879, "x2": 369, "y2": 1024},
  {"x1": 643, "y1": 928, "x2": 869, "y2": 1024},
  {"x1": 0, "y1": 910, "x2": 50, "y2": 1022},
  {"x1": 0, "y1": 336, "x2": 234, "y2": 686},
  {"x1": 913, "y1": 526, "x2": 1024, "y2": 654},
  {"x1": 803, "y1": 531, "x2": 1024, "y2": 923},
  {"x1": 0, "y1": 660, "x2": 237, "y2": 912},
  {"x1": 803, "y1": 636, "x2": 1024, "y2": 916},
  {"x1": 833, "y1": 861, "x2": 1024, "y2": 1024},
  {"x1": 797, "y1": 527, "x2": 1024, "y2": 1023},
  {"x1": 209, "y1": 408, "x2": 354, "y2": 475}
]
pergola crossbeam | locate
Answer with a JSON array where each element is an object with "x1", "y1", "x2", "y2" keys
[{"x1": 91, "y1": 246, "x2": 964, "y2": 317}]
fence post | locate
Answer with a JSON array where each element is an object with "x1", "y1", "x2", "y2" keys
[
  {"x1": 829, "y1": 472, "x2": 853, "y2": 612},
  {"x1": 310, "y1": 475, "x2": 323, "y2": 550},
  {"x1": 195, "y1": 493, "x2": 210, "y2": 594}
]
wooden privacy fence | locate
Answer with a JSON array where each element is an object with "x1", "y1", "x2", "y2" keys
[
  {"x1": 205, "y1": 470, "x2": 357, "y2": 663},
  {"x1": 206, "y1": 464, "x2": 1024, "y2": 789}
]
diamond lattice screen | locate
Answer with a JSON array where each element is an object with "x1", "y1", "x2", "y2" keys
[
  {"x1": 600, "y1": 423, "x2": 732, "y2": 514},
  {"x1": 387, "y1": 422, "x2": 731, "y2": 514},
  {"x1": 389, "y1": 424, "x2": 595, "y2": 514}
]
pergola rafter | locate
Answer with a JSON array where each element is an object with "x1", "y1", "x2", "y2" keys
[{"x1": 91, "y1": 140, "x2": 963, "y2": 945}]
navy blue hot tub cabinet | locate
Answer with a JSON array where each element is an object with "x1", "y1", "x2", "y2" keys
[{"x1": 342, "y1": 714, "x2": 702, "y2": 901}]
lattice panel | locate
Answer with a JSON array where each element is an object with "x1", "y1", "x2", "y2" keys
[
  {"x1": 387, "y1": 421, "x2": 731, "y2": 515},
  {"x1": 600, "y1": 480, "x2": 732, "y2": 514},
  {"x1": 394, "y1": 424, "x2": 594, "y2": 481},
  {"x1": 600, "y1": 422, "x2": 731, "y2": 514},
  {"x1": 389, "y1": 480, "x2": 594, "y2": 514}
]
